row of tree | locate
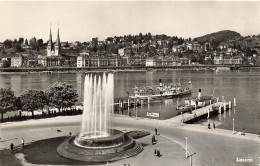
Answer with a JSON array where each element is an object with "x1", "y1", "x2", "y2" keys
[
  {"x1": 0, "y1": 82, "x2": 78, "y2": 122},
  {"x1": 2, "y1": 37, "x2": 45, "y2": 52}
]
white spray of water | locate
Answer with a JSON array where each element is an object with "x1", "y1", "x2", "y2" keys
[{"x1": 80, "y1": 73, "x2": 114, "y2": 138}]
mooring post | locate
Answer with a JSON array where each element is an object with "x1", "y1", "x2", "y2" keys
[
  {"x1": 148, "y1": 96, "x2": 150, "y2": 104},
  {"x1": 218, "y1": 106, "x2": 221, "y2": 114},
  {"x1": 234, "y1": 98, "x2": 236, "y2": 107},
  {"x1": 224, "y1": 101, "x2": 226, "y2": 111},
  {"x1": 128, "y1": 98, "x2": 130, "y2": 108},
  {"x1": 229, "y1": 101, "x2": 231, "y2": 109}
]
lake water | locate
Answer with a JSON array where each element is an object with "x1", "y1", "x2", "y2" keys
[{"x1": 0, "y1": 69, "x2": 259, "y2": 134}]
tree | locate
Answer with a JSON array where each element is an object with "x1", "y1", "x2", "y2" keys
[
  {"x1": 45, "y1": 82, "x2": 78, "y2": 113},
  {"x1": 29, "y1": 37, "x2": 37, "y2": 50},
  {"x1": 14, "y1": 43, "x2": 22, "y2": 52},
  {"x1": 25, "y1": 39, "x2": 28, "y2": 46},
  {"x1": 20, "y1": 89, "x2": 47, "y2": 118},
  {"x1": 18, "y1": 38, "x2": 24, "y2": 44},
  {"x1": 0, "y1": 88, "x2": 16, "y2": 122},
  {"x1": 3, "y1": 39, "x2": 13, "y2": 48},
  {"x1": 37, "y1": 39, "x2": 44, "y2": 49}
]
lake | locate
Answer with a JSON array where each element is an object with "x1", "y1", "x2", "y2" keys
[{"x1": 0, "y1": 69, "x2": 259, "y2": 134}]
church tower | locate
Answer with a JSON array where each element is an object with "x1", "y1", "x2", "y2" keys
[
  {"x1": 47, "y1": 26, "x2": 54, "y2": 56},
  {"x1": 54, "y1": 25, "x2": 61, "y2": 56}
]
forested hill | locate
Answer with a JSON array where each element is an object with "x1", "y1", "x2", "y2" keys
[{"x1": 197, "y1": 30, "x2": 241, "y2": 48}]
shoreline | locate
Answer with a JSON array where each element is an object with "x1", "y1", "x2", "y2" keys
[{"x1": 1, "y1": 65, "x2": 260, "y2": 73}]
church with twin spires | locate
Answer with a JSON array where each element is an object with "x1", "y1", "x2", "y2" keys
[{"x1": 47, "y1": 25, "x2": 61, "y2": 56}]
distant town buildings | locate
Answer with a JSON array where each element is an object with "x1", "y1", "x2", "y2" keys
[{"x1": 1, "y1": 29, "x2": 260, "y2": 68}]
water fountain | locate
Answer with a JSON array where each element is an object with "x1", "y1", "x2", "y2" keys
[{"x1": 57, "y1": 73, "x2": 145, "y2": 162}]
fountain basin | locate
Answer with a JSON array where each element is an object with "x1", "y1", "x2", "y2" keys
[
  {"x1": 74, "y1": 129, "x2": 125, "y2": 148},
  {"x1": 57, "y1": 129, "x2": 143, "y2": 162}
]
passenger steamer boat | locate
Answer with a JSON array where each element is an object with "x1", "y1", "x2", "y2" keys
[
  {"x1": 130, "y1": 79, "x2": 192, "y2": 99},
  {"x1": 176, "y1": 89, "x2": 216, "y2": 115}
]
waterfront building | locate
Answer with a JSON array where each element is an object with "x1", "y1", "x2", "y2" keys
[
  {"x1": 77, "y1": 55, "x2": 86, "y2": 67},
  {"x1": 146, "y1": 57, "x2": 156, "y2": 66},
  {"x1": 179, "y1": 57, "x2": 190, "y2": 65},
  {"x1": 11, "y1": 54, "x2": 23, "y2": 67},
  {"x1": 214, "y1": 55, "x2": 242, "y2": 65},
  {"x1": 77, "y1": 54, "x2": 128, "y2": 67}
]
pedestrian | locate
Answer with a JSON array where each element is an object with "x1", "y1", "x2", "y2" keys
[
  {"x1": 152, "y1": 135, "x2": 156, "y2": 145},
  {"x1": 157, "y1": 148, "x2": 161, "y2": 157},
  {"x1": 21, "y1": 138, "x2": 24, "y2": 147},
  {"x1": 10, "y1": 143, "x2": 14, "y2": 151},
  {"x1": 155, "y1": 128, "x2": 158, "y2": 135},
  {"x1": 213, "y1": 122, "x2": 215, "y2": 129},
  {"x1": 242, "y1": 128, "x2": 246, "y2": 135},
  {"x1": 208, "y1": 123, "x2": 211, "y2": 129},
  {"x1": 154, "y1": 148, "x2": 157, "y2": 156}
]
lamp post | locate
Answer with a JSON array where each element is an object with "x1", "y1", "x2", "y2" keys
[
  {"x1": 157, "y1": 103, "x2": 162, "y2": 125},
  {"x1": 136, "y1": 98, "x2": 139, "y2": 119},
  {"x1": 233, "y1": 118, "x2": 234, "y2": 134},
  {"x1": 187, "y1": 152, "x2": 196, "y2": 166},
  {"x1": 185, "y1": 136, "x2": 188, "y2": 158}
]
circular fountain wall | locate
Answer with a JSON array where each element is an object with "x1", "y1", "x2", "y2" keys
[
  {"x1": 57, "y1": 129, "x2": 143, "y2": 162},
  {"x1": 57, "y1": 73, "x2": 143, "y2": 162}
]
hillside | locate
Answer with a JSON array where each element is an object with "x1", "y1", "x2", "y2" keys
[{"x1": 197, "y1": 30, "x2": 241, "y2": 48}]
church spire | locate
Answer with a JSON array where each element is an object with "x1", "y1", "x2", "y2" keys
[
  {"x1": 48, "y1": 24, "x2": 53, "y2": 49},
  {"x1": 56, "y1": 23, "x2": 61, "y2": 47}
]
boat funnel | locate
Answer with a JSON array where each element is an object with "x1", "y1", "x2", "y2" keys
[
  {"x1": 198, "y1": 89, "x2": 201, "y2": 99},
  {"x1": 159, "y1": 79, "x2": 162, "y2": 87}
]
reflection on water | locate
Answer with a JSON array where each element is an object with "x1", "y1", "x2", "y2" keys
[{"x1": 0, "y1": 69, "x2": 259, "y2": 134}]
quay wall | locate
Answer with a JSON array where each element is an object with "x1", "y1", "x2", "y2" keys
[{"x1": 1, "y1": 65, "x2": 258, "y2": 72}]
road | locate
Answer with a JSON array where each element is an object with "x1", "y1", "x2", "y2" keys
[{"x1": 1, "y1": 115, "x2": 260, "y2": 166}]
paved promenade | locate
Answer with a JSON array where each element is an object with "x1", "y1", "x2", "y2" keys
[{"x1": 1, "y1": 114, "x2": 260, "y2": 166}]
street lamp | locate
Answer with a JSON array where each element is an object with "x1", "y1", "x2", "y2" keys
[
  {"x1": 233, "y1": 118, "x2": 234, "y2": 134},
  {"x1": 157, "y1": 103, "x2": 162, "y2": 125},
  {"x1": 187, "y1": 152, "x2": 196, "y2": 166},
  {"x1": 185, "y1": 136, "x2": 188, "y2": 158},
  {"x1": 136, "y1": 98, "x2": 139, "y2": 119}
]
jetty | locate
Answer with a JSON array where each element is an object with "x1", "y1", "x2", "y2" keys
[{"x1": 164, "y1": 101, "x2": 231, "y2": 124}]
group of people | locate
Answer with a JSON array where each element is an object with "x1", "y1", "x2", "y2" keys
[
  {"x1": 154, "y1": 148, "x2": 161, "y2": 157},
  {"x1": 153, "y1": 128, "x2": 162, "y2": 157},
  {"x1": 208, "y1": 122, "x2": 216, "y2": 129}
]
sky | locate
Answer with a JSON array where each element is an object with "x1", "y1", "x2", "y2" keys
[{"x1": 0, "y1": 1, "x2": 260, "y2": 43}]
